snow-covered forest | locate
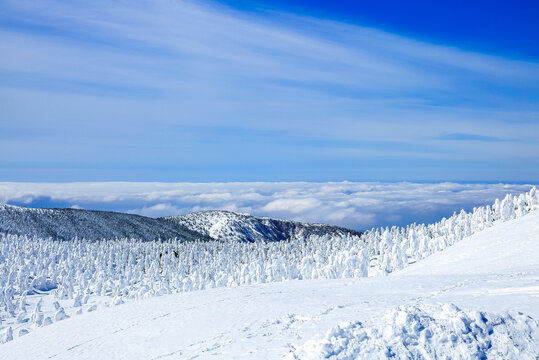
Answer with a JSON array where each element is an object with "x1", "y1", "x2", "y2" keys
[{"x1": 0, "y1": 187, "x2": 537, "y2": 343}]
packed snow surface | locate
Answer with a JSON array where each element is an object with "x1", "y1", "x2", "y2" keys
[{"x1": 1, "y1": 200, "x2": 538, "y2": 358}]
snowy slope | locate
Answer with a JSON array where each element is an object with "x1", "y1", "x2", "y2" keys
[
  {"x1": 0, "y1": 204, "x2": 360, "y2": 242},
  {"x1": 0, "y1": 204, "x2": 209, "y2": 241},
  {"x1": 397, "y1": 209, "x2": 539, "y2": 276},
  {"x1": 1, "y1": 211, "x2": 538, "y2": 359},
  {"x1": 163, "y1": 210, "x2": 362, "y2": 242}
]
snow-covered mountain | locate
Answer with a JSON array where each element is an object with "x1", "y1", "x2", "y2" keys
[
  {"x1": 0, "y1": 204, "x2": 209, "y2": 242},
  {"x1": 0, "y1": 205, "x2": 361, "y2": 242},
  {"x1": 163, "y1": 210, "x2": 362, "y2": 242}
]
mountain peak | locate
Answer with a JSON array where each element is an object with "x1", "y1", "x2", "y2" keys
[{"x1": 164, "y1": 209, "x2": 362, "y2": 242}]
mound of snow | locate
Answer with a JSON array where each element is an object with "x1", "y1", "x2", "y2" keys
[{"x1": 287, "y1": 303, "x2": 539, "y2": 360}]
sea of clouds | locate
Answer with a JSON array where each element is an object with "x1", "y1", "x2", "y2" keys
[{"x1": 0, "y1": 182, "x2": 535, "y2": 230}]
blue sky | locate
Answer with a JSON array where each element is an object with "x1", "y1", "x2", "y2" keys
[
  {"x1": 1, "y1": 0, "x2": 539, "y2": 182},
  {"x1": 222, "y1": 0, "x2": 539, "y2": 59}
]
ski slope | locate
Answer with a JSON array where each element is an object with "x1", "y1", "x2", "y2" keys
[{"x1": 1, "y1": 211, "x2": 538, "y2": 359}]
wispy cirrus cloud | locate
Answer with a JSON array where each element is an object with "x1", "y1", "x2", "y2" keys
[
  {"x1": 0, "y1": 182, "x2": 535, "y2": 229},
  {"x1": 0, "y1": 0, "x2": 538, "y2": 181},
  {"x1": 435, "y1": 133, "x2": 506, "y2": 142}
]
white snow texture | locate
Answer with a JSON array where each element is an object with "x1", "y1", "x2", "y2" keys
[{"x1": 288, "y1": 304, "x2": 539, "y2": 360}]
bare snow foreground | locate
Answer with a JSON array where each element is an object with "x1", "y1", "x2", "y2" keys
[{"x1": 288, "y1": 303, "x2": 539, "y2": 360}]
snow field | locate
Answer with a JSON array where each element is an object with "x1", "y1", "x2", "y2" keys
[{"x1": 0, "y1": 187, "x2": 537, "y2": 343}]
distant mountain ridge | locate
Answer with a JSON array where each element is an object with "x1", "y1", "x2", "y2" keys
[
  {"x1": 0, "y1": 204, "x2": 209, "y2": 242},
  {"x1": 0, "y1": 204, "x2": 361, "y2": 242},
  {"x1": 165, "y1": 210, "x2": 362, "y2": 242}
]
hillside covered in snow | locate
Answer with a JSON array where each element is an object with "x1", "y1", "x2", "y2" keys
[
  {"x1": 0, "y1": 204, "x2": 209, "y2": 242},
  {"x1": 0, "y1": 205, "x2": 360, "y2": 242},
  {"x1": 165, "y1": 210, "x2": 363, "y2": 242}
]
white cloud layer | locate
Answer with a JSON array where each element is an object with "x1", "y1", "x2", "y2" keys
[{"x1": 0, "y1": 182, "x2": 535, "y2": 229}]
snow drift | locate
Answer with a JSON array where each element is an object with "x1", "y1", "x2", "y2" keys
[{"x1": 287, "y1": 303, "x2": 539, "y2": 360}]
